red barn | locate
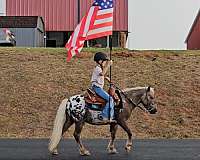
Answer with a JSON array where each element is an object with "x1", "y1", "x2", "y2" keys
[
  {"x1": 185, "y1": 9, "x2": 200, "y2": 50},
  {"x1": 5, "y1": 0, "x2": 128, "y2": 47}
]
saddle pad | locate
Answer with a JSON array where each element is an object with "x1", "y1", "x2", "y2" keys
[{"x1": 86, "y1": 103, "x2": 103, "y2": 111}]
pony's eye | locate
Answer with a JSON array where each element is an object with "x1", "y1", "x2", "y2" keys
[{"x1": 149, "y1": 96, "x2": 154, "y2": 99}]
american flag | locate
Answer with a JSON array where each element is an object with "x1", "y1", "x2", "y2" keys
[{"x1": 65, "y1": 0, "x2": 114, "y2": 61}]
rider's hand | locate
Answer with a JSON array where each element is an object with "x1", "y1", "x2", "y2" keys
[
  {"x1": 108, "y1": 60, "x2": 113, "y2": 66},
  {"x1": 105, "y1": 76, "x2": 111, "y2": 82}
]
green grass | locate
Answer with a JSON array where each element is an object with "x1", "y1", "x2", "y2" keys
[
  {"x1": 0, "y1": 47, "x2": 199, "y2": 56},
  {"x1": 0, "y1": 47, "x2": 129, "y2": 55}
]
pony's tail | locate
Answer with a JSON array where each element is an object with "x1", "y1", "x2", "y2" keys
[{"x1": 48, "y1": 98, "x2": 68, "y2": 153}]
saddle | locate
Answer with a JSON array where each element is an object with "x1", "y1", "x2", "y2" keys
[{"x1": 84, "y1": 86, "x2": 120, "y2": 108}]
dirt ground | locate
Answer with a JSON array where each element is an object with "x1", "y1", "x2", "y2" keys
[{"x1": 0, "y1": 48, "x2": 200, "y2": 139}]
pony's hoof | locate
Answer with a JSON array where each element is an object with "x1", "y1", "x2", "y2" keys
[
  {"x1": 108, "y1": 148, "x2": 118, "y2": 154},
  {"x1": 80, "y1": 150, "x2": 91, "y2": 156},
  {"x1": 51, "y1": 149, "x2": 59, "y2": 155},
  {"x1": 125, "y1": 145, "x2": 132, "y2": 152}
]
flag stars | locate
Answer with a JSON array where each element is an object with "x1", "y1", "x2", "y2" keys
[{"x1": 93, "y1": 0, "x2": 113, "y2": 9}]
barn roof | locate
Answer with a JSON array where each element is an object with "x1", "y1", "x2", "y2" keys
[
  {"x1": 185, "y1": 9, "x2": 200, "y2": 43},
  {"x1": 0, "y1": 16, "x2": 44, "y2": 28}
]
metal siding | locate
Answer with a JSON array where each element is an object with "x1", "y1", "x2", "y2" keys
[
  {"x1": 36, "y1": 30, "x2": 38, "y2": 47},
  {"x1": 35, "y1": 28, "x2": 44, "y2": 47},
  {"x1": 23, "y1": 0, "x2": 28, "y2": 15},
  {"x1": 6, "y1": 27, "x2": 43, "y2": 47},
  {"x1": 36, "y1": 17, "x2": 45, "y2": 47},
  {"x1": 187, "y1": 17, "x2": 200, "y2": 49},
  {"x1": 35, "y1": 29, "x2": 44, "y2": 47},
  {"x1": 6, "y1": 0, "x2": 128, "y2": 31},
  {"x1": 113, "y1": 0, "x2": 118, "y2": 31},
  {"x1": 10, "y1": 28, "x2": 35, "y2": 47},
  {"x1": 6, "y1": 0, "x2": 78, "y2": 31},
  {"x1": 79, "y1": 0, "x2": 128, "y2": 31},
  {"x1": 38, "y1": 17, "x2": 45, "y2": 33},
  {"x1": 34, "y1": 29, "x2": 36, "y2": 47},
  {"x1": 113, "y1": 0, "x2": 128, "y2": 31},
  {"x1": 35, "y1": 29, "x2": 37, "y2": 47},
  {"x1": 80, "y1": 0, "x2": 93, "y2": 19},
  {"x1": 124, "y1": 0, "x2": 128, "y2": 31}
]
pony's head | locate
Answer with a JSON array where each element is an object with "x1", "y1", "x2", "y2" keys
[
  {"x1": 123, "y1": 86, "x2": 157, "y2": 114},
  {"x1": 139, "y1": 86, "x2": 157, "y2": 114}
]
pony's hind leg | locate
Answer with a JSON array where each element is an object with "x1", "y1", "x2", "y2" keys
[
  {"x1": 107, "y1": 123, "x2": 118, "y2": 154},
  {"x1": 62, "y1": 116, "x2": 74, "y2": 135},
  {"x1": 49, "y1": 98, "x2": 69, "y2": 155},
  {"x1": 73, "y1": 121, "x2": 91, "y2": 156},
  {"x1": 52, "y1": 115, "x2": 74, "y2": 155}
]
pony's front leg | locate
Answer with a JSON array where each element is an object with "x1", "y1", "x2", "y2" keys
[
  {"x1": 107, "y1": 123, "x2": 118, "y2": 154},
  {"x1": 118, "y1": 120, "x2": 133, "y2": 152},
  {"x1": 74, "y1": 121, "x2": 91, "y2": 156}
]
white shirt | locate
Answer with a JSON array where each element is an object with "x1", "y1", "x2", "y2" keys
[{"x1": 91, "y1": 65, "x2": 104, "y2": 88}]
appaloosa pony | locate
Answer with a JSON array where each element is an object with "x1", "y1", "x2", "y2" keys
[{"x1": 48, "y1": 86, "x2": 157, "y2": 156}]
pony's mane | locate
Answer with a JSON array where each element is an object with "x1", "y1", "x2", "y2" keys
[{"x1": 122, "y1": 87, "x2": 154, "y2": 94}]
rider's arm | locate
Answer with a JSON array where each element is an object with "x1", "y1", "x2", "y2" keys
[{"x1": 99, "y1": 60, "x2": 113, "y2": 76}]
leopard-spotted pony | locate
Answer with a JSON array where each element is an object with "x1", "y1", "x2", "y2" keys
[{"x1": 48, "y1": 86, "x2": 157, "y2": 156}]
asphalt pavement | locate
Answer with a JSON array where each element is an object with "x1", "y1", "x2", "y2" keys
[{"x1": 0, "y1": 139, "x2": 200, "y2": 160}]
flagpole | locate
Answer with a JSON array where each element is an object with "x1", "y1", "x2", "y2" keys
[
  {"x1": 109, "y1": 35, "x2": 112, "y2": 121},
  {"x1": 77, "y1": 0, "x2": 80, "y2": 23}
]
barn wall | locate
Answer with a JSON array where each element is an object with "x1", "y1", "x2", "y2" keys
[
  {"x1": 187, "y1": 15, "x2": 200, "y2": 50},
  {"x1": 6, "y1": 0, "x2": 128, "y2": 31}
]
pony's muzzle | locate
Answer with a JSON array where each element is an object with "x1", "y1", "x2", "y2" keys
[{"x1": 148, "y1": 104, "x2": 157, "y2": 114}]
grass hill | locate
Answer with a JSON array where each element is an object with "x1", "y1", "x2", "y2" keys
[{"x1": 0, "y1": 48, "x2": 200, "y2": 139}]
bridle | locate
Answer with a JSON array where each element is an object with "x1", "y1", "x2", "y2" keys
[
  {"x1": 137, "y1": 90, "x2": 150, "y2": 111},
  {"x1": 113, "y1": 84, "x2": 146, "y2": 112},
  {"x1": 137, "y1": 89, "x2": 156, "y2": 113}
]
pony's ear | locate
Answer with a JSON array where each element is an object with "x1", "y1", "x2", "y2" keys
[{"x1": 147, "y1": 86, "x2": 151, "y2": 92}]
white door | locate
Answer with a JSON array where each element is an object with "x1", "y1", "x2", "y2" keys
[
  {"x1": 0, "y1": 0, "x2": 6, "y2": 16},
  {"x1": 126, "y1": 0, "x2": 134, "y2": 49}
]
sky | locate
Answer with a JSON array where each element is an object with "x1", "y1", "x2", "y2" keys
[{"x1": 128, "y1": 0, "x2": 200, "y2": 50}]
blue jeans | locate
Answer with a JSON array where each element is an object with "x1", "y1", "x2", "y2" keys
[{"x1": 92, "y1": 85, "x2": 114, "y2": 119}]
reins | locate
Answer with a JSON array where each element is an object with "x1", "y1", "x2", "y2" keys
[{"x1": 112, "y1": 84, "x2": 146, "y2": 112}]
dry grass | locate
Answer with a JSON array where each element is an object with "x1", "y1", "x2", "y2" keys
[{"x1": 0, "y1": 47, "x2": 200, "y2": 139}]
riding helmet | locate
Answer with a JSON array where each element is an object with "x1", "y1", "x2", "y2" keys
[{"x1": 94, "y1": 52, "x2": 109, "y2": 62}]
